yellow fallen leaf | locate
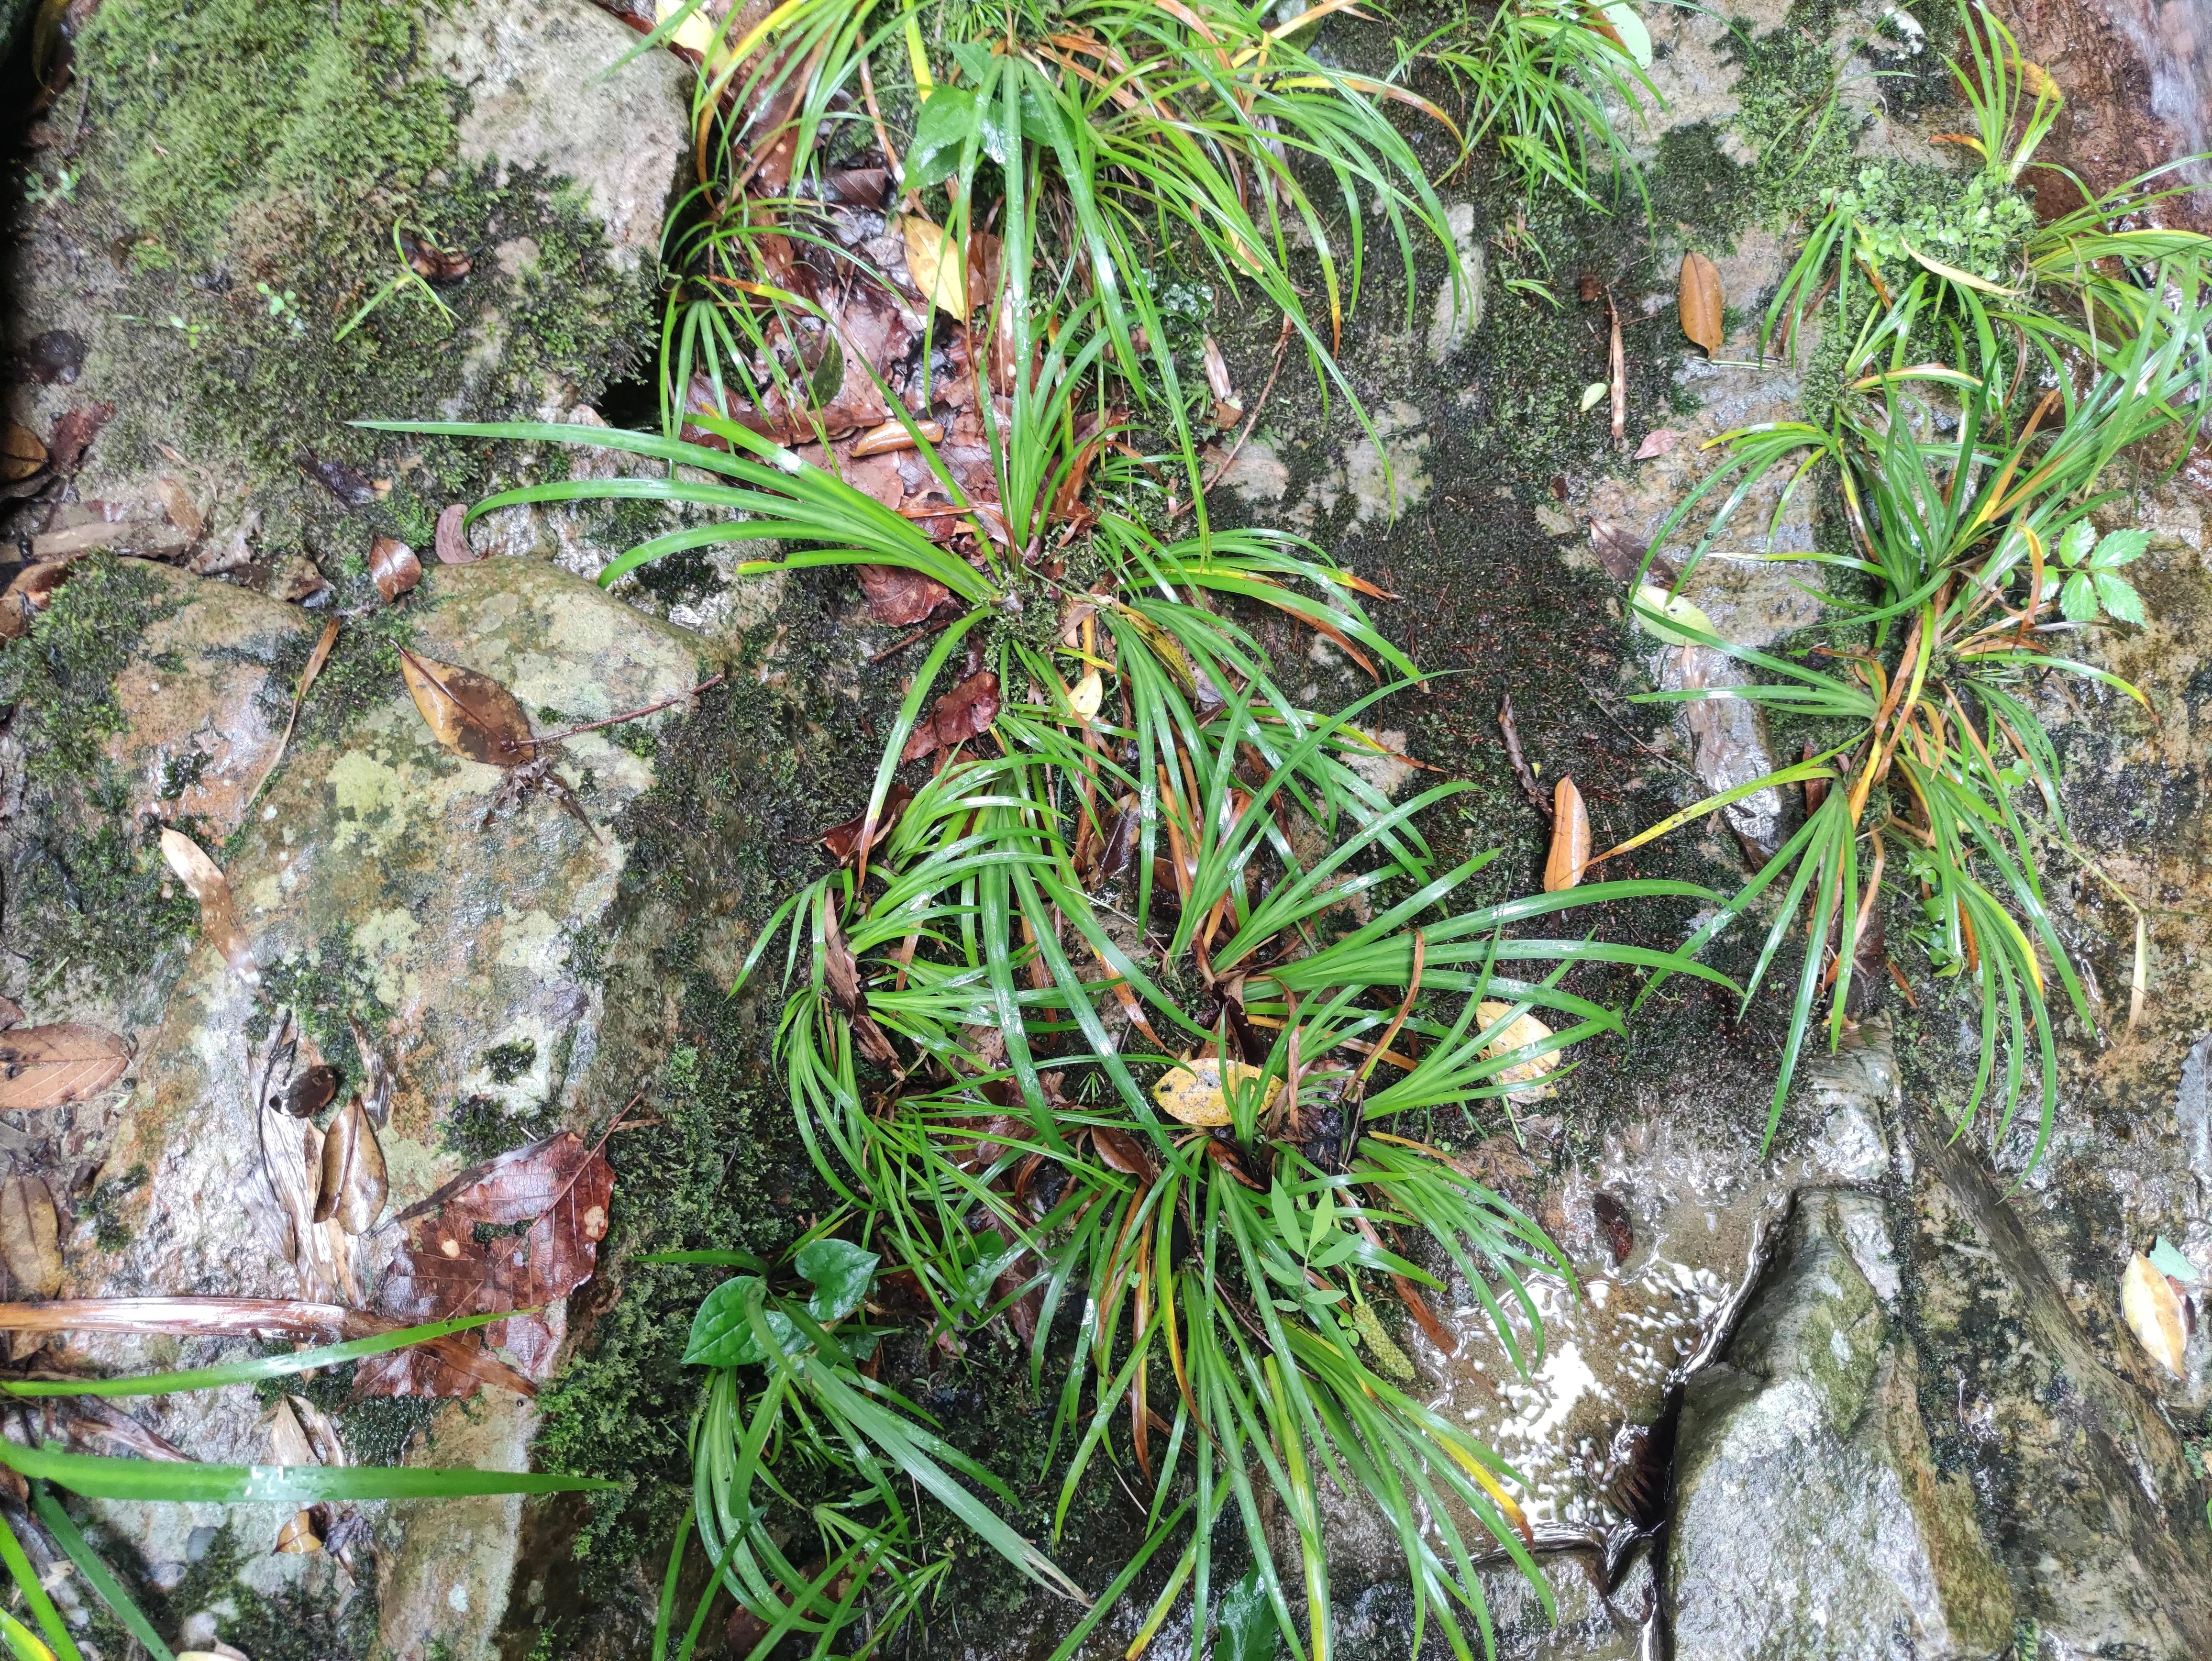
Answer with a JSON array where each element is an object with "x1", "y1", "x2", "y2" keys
[
  {"x1": 655, "y1": 0, "x2": 719, "y2": 55},
  {"x1": 2018, "y1": 59, "x2": 2058, "y2": 101},
  {"x1": 1544, "y1": 776, "x2": 1589, "y2": 892},
  {"x1": 1152, "y1": 1058, "x2": 1280, "y2": 1128},
  {"x1": 1475, "y1": 1002, "x2": 1560, "y2": 1101},
  {"x1": 901, "y1": 214, "x2": 969, "y2": 318},
  {"x1": 2121, "y1": 1251, "x2": 2188, "y2": 1377},
  {"x1": 1069, "y1": 668, "x2": 1103, "y2": 720},
  {"x1": 1631, "y1": 583, "x2": 1716, "y2": 648}
]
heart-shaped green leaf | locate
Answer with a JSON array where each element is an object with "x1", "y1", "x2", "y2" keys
[
  {"x1": 683, "y1": 1276, "x2": 799, "y2": 1368},
  {"x1": 795, "y1": 1239, "x2": 879, "y2": 1324}
]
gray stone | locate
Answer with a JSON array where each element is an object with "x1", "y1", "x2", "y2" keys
[
  {"x1": 1668, "y1": 1189, "x2": 2015, "y2": 1660},
  {"x1": 427, "y1": 0, "x2": 693, "y2": 271}
]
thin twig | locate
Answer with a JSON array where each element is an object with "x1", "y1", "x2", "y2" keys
[
  {"x1": 1497, "y1": 696, "x2": 1552, "y2": 821},
  {"x1": 530, "y1": 673, "x2": 724, "y2": 745}
]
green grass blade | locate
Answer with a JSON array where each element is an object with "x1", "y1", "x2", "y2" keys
[
  {"x1": 0, "y1": 1311, "x2": 514, "y2": 1398},
  {"x1": 0, "y1": 1443, "x2": 616, "y2": 1503},
  {"x1": 29, "y1": 1486, "x2": 172, "y2": 1661}
]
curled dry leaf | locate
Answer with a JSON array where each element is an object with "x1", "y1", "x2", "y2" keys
[
  {"x1": 1543, "y1": 776, "x2": 1589, "y2": 892},
  {"x1": 820, "y1": 783, "x2": 913, "y2": 867},
  {"x1": 313, "y1": 1095, "x2": 387, "y2": 1234},
  {"x1": 901, "y1": 214, "x2": 969, "y2": 318},
  {"x1": 274, "y1": 1510, "x2": 321, "y2": 1554},
  {"x1": 1475, "y1": 1002, "x2": 1561, "y2": 1102},
  {"x1": 0, "y1": 1174, "x2": 63, "y2": 1297},
  {"x1": 851, "y1": 418, "x2": 945, "y2": 458},
  {"x1": 1201, "y1": 336, "x2": 1242, "y2": 428},
  {"x1": 369, "y1": 535, "x2": 421, "y2": 603},
  {"x1": 0, "y1": 1024, "x2": 129, "y2": 1110},
  {"x1": 160, "y1": 828, "x2": 257, "y2": 983},
  {"x1": 250, "y1": 614, "x2": 340, "y2": 806},
  {"x1": 153, "y1": 476, "x2": 204, "y2": 541},
  {"x1": 2122, "y1": 1251, "x2": 2188, "y2": 1377},
  {"x1": 901, "y1": 669, "x2": 1000, "y2": 762},
  {"x1": 1678, "y1": 252, "x2": 1725, "y2": 357},
  {"x1": 432, "y1": 503, "x2": 476, "y2": 565},
  {"x1": 398, "y1": 649, "x2": 536, "y2": 768},
  {"x1": 46, "y1": 402, "x2": 113, "y2": 476},
  {"x1": 1152, "y1": 1058, "x2": 1280, "y2": 1129}
]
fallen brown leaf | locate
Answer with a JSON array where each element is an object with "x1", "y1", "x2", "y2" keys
[
  {"x1": 2122, "y1": 1251, "x2": 2188, "y2": 1376},
  {"x1": 314, "y1": 1095, "x2": 387, "y2": 1234},
  {"x1": 0, "y1": 561, "x2": 72, "y2": 641},
  {"x1": 1543, "y1": 777, "x2": 1589, "y2": 892},
  {"x1": 0, "y1": 1175, "x2": 63, "y2": 1296},
  {"x1": 901, "y1": 669, "x2": 999, "y2": 762},
  {"x1": 358, "y1": 1129, "x2": 613, "y2": 1394},
  {"x1": 1591, "y1": 1188, "x2": 1633, "y2": 1265},
  {"x1": 852, "y1": 418, "x2": 944, "y2": 458},
  {"x1": 45, "y1": 403, "x2": 114, "y2": 476},
  {"x1": 398, "y1": 649, "x2": 536, "y2": 768},
  {"x1": 403, "y1": 233, "x2": 472, "y2": 281},
  {"x1": 369, "y1": 536, "x2": 421, "y2": 603},
  {"x1": 0, "y1": 1296, "x2": 386, "y2": 1341},
  {"x1": 1678, "y1": 252, "x2": 1725, "y2": 356},
  {"x1": 301, "y1": 455, "x2": 377, "y2": 507},
  {"x1": 1497, "y1": 695, "x2": 1550, "y2": 819},
  {"x1": 153, "y1": 476, "x2": 204, "y2": 542},
  {"x1": 0, "y1": 1024, "x2": 130, "y2": 1110},
  {"x1": 821, "y1": 783, "x2": 913, "y2": 867},
  {"x1": 1633, "y1": 428, "x2": 1681, "y2": 460},
  {"x1": 433, "y1": 503, "x2": 477, "y2": 564},
  {"x1": 160, "y1": 828, "x2": 257, "y2": 982},
  {"x1": 249, "y1": 615, "x2": 340, "y2": 807},
  {"x1": 857, "y1": 564, "x2": 951, "y2": 626}
]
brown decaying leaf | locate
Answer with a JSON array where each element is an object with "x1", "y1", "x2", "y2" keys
[
  {"x1": 369, "y1": 535, "x2": 421, "y2": 603},
  {"x1": 901, "y1": 214, "x2": 969, "y2": 318},
  {"x1": 857, "y1": 563, "x2": 951, "y2": 626},
  {"x1": 356, "y1": 1129, "x2": 613, "y2": 1396},
  {"x1": 314, "y1": 1095, "x2": 387, "y2": 1234},
  {"x1": 1543, "y1": 776, "x2": 1589, "y2": 892},
  {"x1": 153, "y1": 476, "x2": 204, "y2": 541},
  {"x1": 398, "y1": 649, "x2": 536, "y2": 768},
  {"x1": 301, "y1": 455, "x2": 377, "y2": 507},
  {"x1": 1633, "y1": 428, "x2": 1681, "y2": 461},
  {"x1": 403, "y1": 233, "x2": 472, "y2": 281},
  {"x1": 1678, "y1": 252, "x2": 1725, "y2": 356},
  {"x1": 3, "y1": 424, "x2": 48, "y2": 483},
  {"x1": 821, "y1": 783, "x2": 913, "y2": 867},
  {"x1": 821, "y1": 902, "x2": 899, "y2": 1065},
  {"x1": 2121, "y1": 1251, "x2": 2188, "y2": 1377},
  {"x1": 1590, "y1": 1188, "x2": 1633, "y2": 1266},
  {"x1": 160, "y1": 828, "x2": 257, "y2": 982},
  {"x1": 0, "y1": 1024, "x2": 130, "y2": 1110},
  {"x1": 901, "y1": 669, "x2": 1000, "y2": 762},
  {"x1": 0, "y1": 997, "x2": 22, "y2": 1030},
  {"x1": 268, "y1": 1396, "x2": 317, "y2": 1466},
  {"x1": 433, "y1": 503, "x2": 477, "y2": 564},
  {"x1": 0, "y1": 561, "x2": 73, "y2": 642},
  {"x1": 46, "y1": 403, "x2": 114, "y2": 476},
  {"x1": 349, "y1": 1017, "x2": 394, "y2": 1129},
  {"x1": 0, "y1": 1175, "x2": 63, "y2": 1297},
  {"x1": 274, "y1": 1510, "x2": 321, "y2": 1554},
  {"x1": 251, "y1": 615, "x2": 340, "y2": 806},
  {"x1": 851, "y1": 418, "x2": 944, "y2": 458}
]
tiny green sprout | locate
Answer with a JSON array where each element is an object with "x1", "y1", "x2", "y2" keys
[
  {"x1": 2043, "y1": 522, "x2": 2147, "y2": 625},
  {"x1": 256, "y1": 281, "x2": 307, "y2": 335}
]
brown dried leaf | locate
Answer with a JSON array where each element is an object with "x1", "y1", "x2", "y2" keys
[
  {"x1": 0, "y1": 1175, "x2": 63, "y2": 1297},
  {"x1": 0, "y1": 997, "x2": 21, "y2": 1030},
  {"x1": 433, "y1": 503, "x2": 477, "y2": 564},
  {"x1": 1543, "y1": 777, "x2": 1589, "y2": 892},
  {"x1": 0, "y1": 1297, "x2": 385, "y2": 1340},
  {"x1": 901, "y1": 214, "x2": 969, "y2": 317},
  {"x1": 358, "y1": 1130, "x2": 613, "y2": 1396},
  {"x1": 153, "y1": 477, "x2": 204, "y2": 541},
  {"x1": 267, "y1": 1396, "x2": 317, "y2": 1466},
  {"x1": 274, "y1": 1510, "x2": 321, "y2": 1554},
  {"x1": 160, "y1": 828, "x2": 257, "y2": 982},
  {"x1": 901, "y1": 669, "x2": 1000, "y2": 762},
  {"x1": 1678, "y1": 252, "x2": 1724, "y2": 356},
  {"x1": 398, "y1": 649, "x2": 536, "y2": 768},
  {"x1": 314, "y1": 1095, "x2": 387, "y2": 1235},
  {"x1": 369, "y1": 536, "x2": 421, "y2": 603},
  {"x1": 46, "y1": 403, "x2": 114, "y2": 476},
  {"x1": 3, "y1": 424, "x2": 48, "y2": 483},
  {"x1": 1591, "y1": 1188, "x2": 1633, "y2": 1265},
  {"x1": 403, "y1": 233, "x2": 472, "y2": 281},
  {"x1": 1088, "y1": 1126, "x2": 1156, "y2": 1184},
  {"x1": 1633, "y1": 428, "x2": 1681, "y2": 461},
  {"x1": 857, "y1": 564, "x2": 952, "y2": 626},
  {"x1": 0, "y1": 1024, "x2": 130, "y2": 1110},
  {"x1": 852, "y1": 418, "x2": 944, "y2": 458},
  {"x1": 349, "y1": 1017, "x2": 394, "y2": 1129},
  {"x1": 821, "y1": 783, "x2": 913, "y2": 867},
  {"x1": 301, "y1": 455, "x2": 377, "y2": 507},
  {"x1": 0, "y1": 561, "x2": 73, "y2": 641}
]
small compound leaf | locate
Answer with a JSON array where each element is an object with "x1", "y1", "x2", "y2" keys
[
  {"x1": 0, "y1": 1026, "x2": 129, "y2": 1110},
  {"x1": 1678, "y1": 252, "x2": 1724, "y2": 356},
  {"x1": 2094, "y1": 574, "x2": 2144, "y2": 625},
  {"x1": 158, "y1": 830, "x2": 256, "y2": 983},
  {"x1": 2121, "y1": 1251, "x2": 2187, "y2": 1376},
  {"x1": 901, "y1": 214, "x2": 969, "y2": 318},
  {"x1": 0, "y1": 1176, "x2": 63, "y2": 1297},
  {"x1": 1543, "y1": 777, "x2": 1589, "y2": 892},
  {"x1": 2058, "y1": 571, "x2": 2098, "y2": 623},
  {"x1": 398, "y1": 650, "x2": 536, "y2": 768},
  {"x1": 795, "y1": 1238, "x2": 878, "y2": 1323},
  {"x1": 369, "y1": 536, "x2": 421, "y2": 603},
  {"x1": 2091, "y1": 529, "x2": 2149, "y2": 569}
]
